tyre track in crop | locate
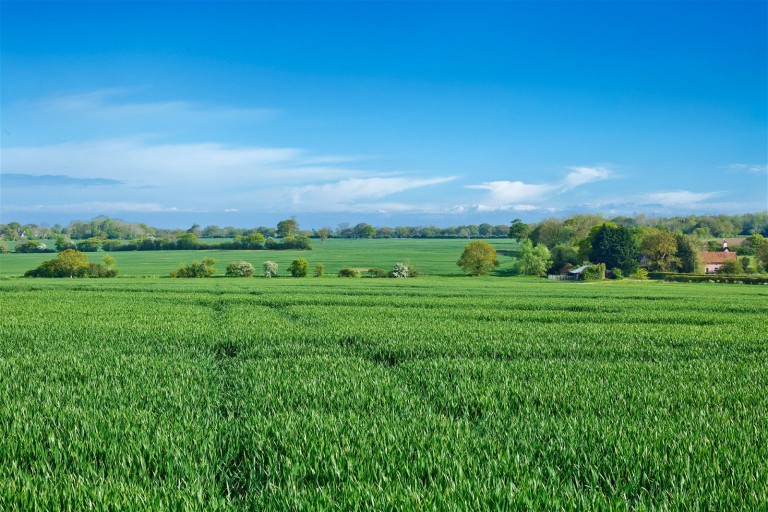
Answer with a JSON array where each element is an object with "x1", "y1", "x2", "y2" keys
[
  {"x1": 204, "y1": 297, "x2": 257, "y2": 503},
  {"x1": 338, "y1": 334, "x2": 489, "y2": 426}
]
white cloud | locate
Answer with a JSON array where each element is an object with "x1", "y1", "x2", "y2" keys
[
  {"x1": 464, "y1": 166, "x2": 612, "y2": 211},
  {"x1": 465, "y1": 181, "x2": 555, "y2": 204},
  {"x1": 289, "y1": 176, "x2": 457, "y2": 211}
]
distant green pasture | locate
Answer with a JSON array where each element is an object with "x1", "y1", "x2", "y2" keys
[{"x1": 0, "y1": 238, "x2": 519, "y2": 277}]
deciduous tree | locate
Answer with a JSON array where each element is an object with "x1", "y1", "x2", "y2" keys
[
  {"x1": 675, "y1": 234, "x2": 701, "y2": 273},
  {"x1": 740, "y1": 256, "x2": 752, "y2": 274},
  {"x1": 55, "y1": 236, "x2": 76, "y2": 252},
  {"x1": 508, "y1": 219, "x2": 530, "y2": 242},
  {"x1": 226, "y1": 261, "x2": 255, "y2": 277},
  {"x1": 641, "y1": 230, "x2": 679, "y2": 272},
  {"x1": 354, "y1": 223, "x2": 376, "y2": 239},
  {"x1": 175, "y1": 232, "x2": 199, "y2": 250},
  {"x1": 753, "y1": 239, "x2": 768, "y2": 272},
  {"x1": 277, "y1": 219, "x2": 298, "y2": 238},
  {"x1": 288, "y1": 258, "x2": 309, "y2": 277},
  {"x1": 719, "y1": 259, "x2": 744, "y2": 275},
  {"x1": 478, "y1": 223, "x2": 494, "y2": 237},
  {"x1": 529, "y1": 218, "x2": 573, "y2": 249},
  {"x1": 170, "y1": 258, "x2": 216, "y2": 278},
  {"x1": 457, "y1": 241, "x2": 499, "y2": 276},
  {"x1": 55, "y1": 249, "x2": 90, "y2": 277},
  {"x1": 317, "y1": 228, "x2": 331, "y2": 243},
  {"x1": 187, "y1": 224, "x2": 202, "y2": 237},
  {"x1": 14, "y1": 240, "x2": 45, "y2": 253},
  {"x1": 234, "y1": 233, "x2": 265, "y2": 249},
  {"x1": 514, "y1": 239, "x2": 552, "y2": 276},
  {"x1": 102, "y1": 255, "x2": 117, "y2": 270},
  {"x1": 263, "y1": 261, "x2": 278, "y2": 278},
  {"x1": 76, "y1": 237, "x2": 102, "y2": 252},
  {"x1": 549, "y1": 243, "x2": 579, "y2": 273}
]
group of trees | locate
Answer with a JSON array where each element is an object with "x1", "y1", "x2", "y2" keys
[
  {"x1": 458, "y1": 214, "x2": 768, "y2": 278},
  {"x1": 12, "y1": 240, "x2": 55, "y2": 253},
  {"x1": 455, "y1": 239, "x2": 551, "y2": 277},
  {"x1": 169, "y1": 258, "x2": 416, "y2": 279},
  {"x1": 509, "y1": 215, "x2": 768, "y2": 277},
  {"x1": 739, "y1": 235, "x2": 768, "y2": 274},
  {"x1": 335, "y1": 263, "x2": 418, "y2": 278},
  {"x1": 511, "y1": 219, "x2": 701, "y2": 277},
  {"x1": 1, "y1": 218, "x2": 314, "y2": 248},
  {"x1": 25, "y1": 250, "x2": 117, "y2": 278},
  {"x1": 458, "y1": 219, "x2": 768, "y2": 278},
  {"x1": 170, "y1": 258, "x2": 218, "y2": 278},
  {"x1": 520, "y1": 213, "x2": 768, "y2": 242}
]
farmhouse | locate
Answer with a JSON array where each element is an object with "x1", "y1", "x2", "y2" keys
[{"x1": 702, "y1": 240, "x2": 737, "y2": 274}]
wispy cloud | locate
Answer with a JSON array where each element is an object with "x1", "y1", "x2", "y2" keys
[
  {"x1": 2, "y1": 201, "x2": 184, "y2": 213},
  {"x1": 561, "y1": 166, "x2": 612, "y2": 189},
  {"x1": 33, "y1": 88, "x2": 275, "y2": 122},
  {"x1": 727, "y1": 163, "x2": 768, "y2": 175},
  {"x1": 464, "y1": 166, "x2": 612, "y2": 211},
  {"x1": 583, "y1": 189, "x2": 734, "y2": 213},
  {"x1": 288, "y1": 176, "x2": 457, "y2": 211},
  {"x1": 2, "y1": 136, "x2": 455, "y2": 213},
  {"x1": 2, "y1": 137, "x2": 313, "y2": 186},
  {"x1": 640, "y1": 190, "x2": 722, "y2": 208},
  {"x1": 475, "y1": 203, "x2": 544, "y2": 213},
  {"x1": 1, "y1": 173, "x2": 123, "y2": 187},
  {"x1": 3, "y1": 135, "x2": 463, "y2": 218}
]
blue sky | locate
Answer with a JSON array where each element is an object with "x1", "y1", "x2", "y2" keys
[{"x1": 1, "y1": 0, "x2": 766, "y2": 228}]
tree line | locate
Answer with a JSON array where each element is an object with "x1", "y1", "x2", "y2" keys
[
  {"x1": 3, "y1": 211, "x2": 768, "y2": 245},
  {"x1": 7, "y1": 231, "x2": 312, "y2": 253},
  {"x1": 2, "y1": 212, "x2": 766, "y2": 243}
]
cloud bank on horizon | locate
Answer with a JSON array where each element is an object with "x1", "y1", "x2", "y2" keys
[{"x1": 1, "y1": 2, "x2": 765, "y2": 226}]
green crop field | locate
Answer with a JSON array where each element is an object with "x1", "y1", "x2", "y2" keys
[
  {"x1": 0, "y1": 238, "x2": 519, "y2": 278},
  {"x1": 1, "y1": 277, "x2": 766, "y2": 509}
]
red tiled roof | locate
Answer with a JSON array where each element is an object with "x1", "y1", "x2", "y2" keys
[{"x1": 702, "y1": 251, "x2": 737, "y2": 264}]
